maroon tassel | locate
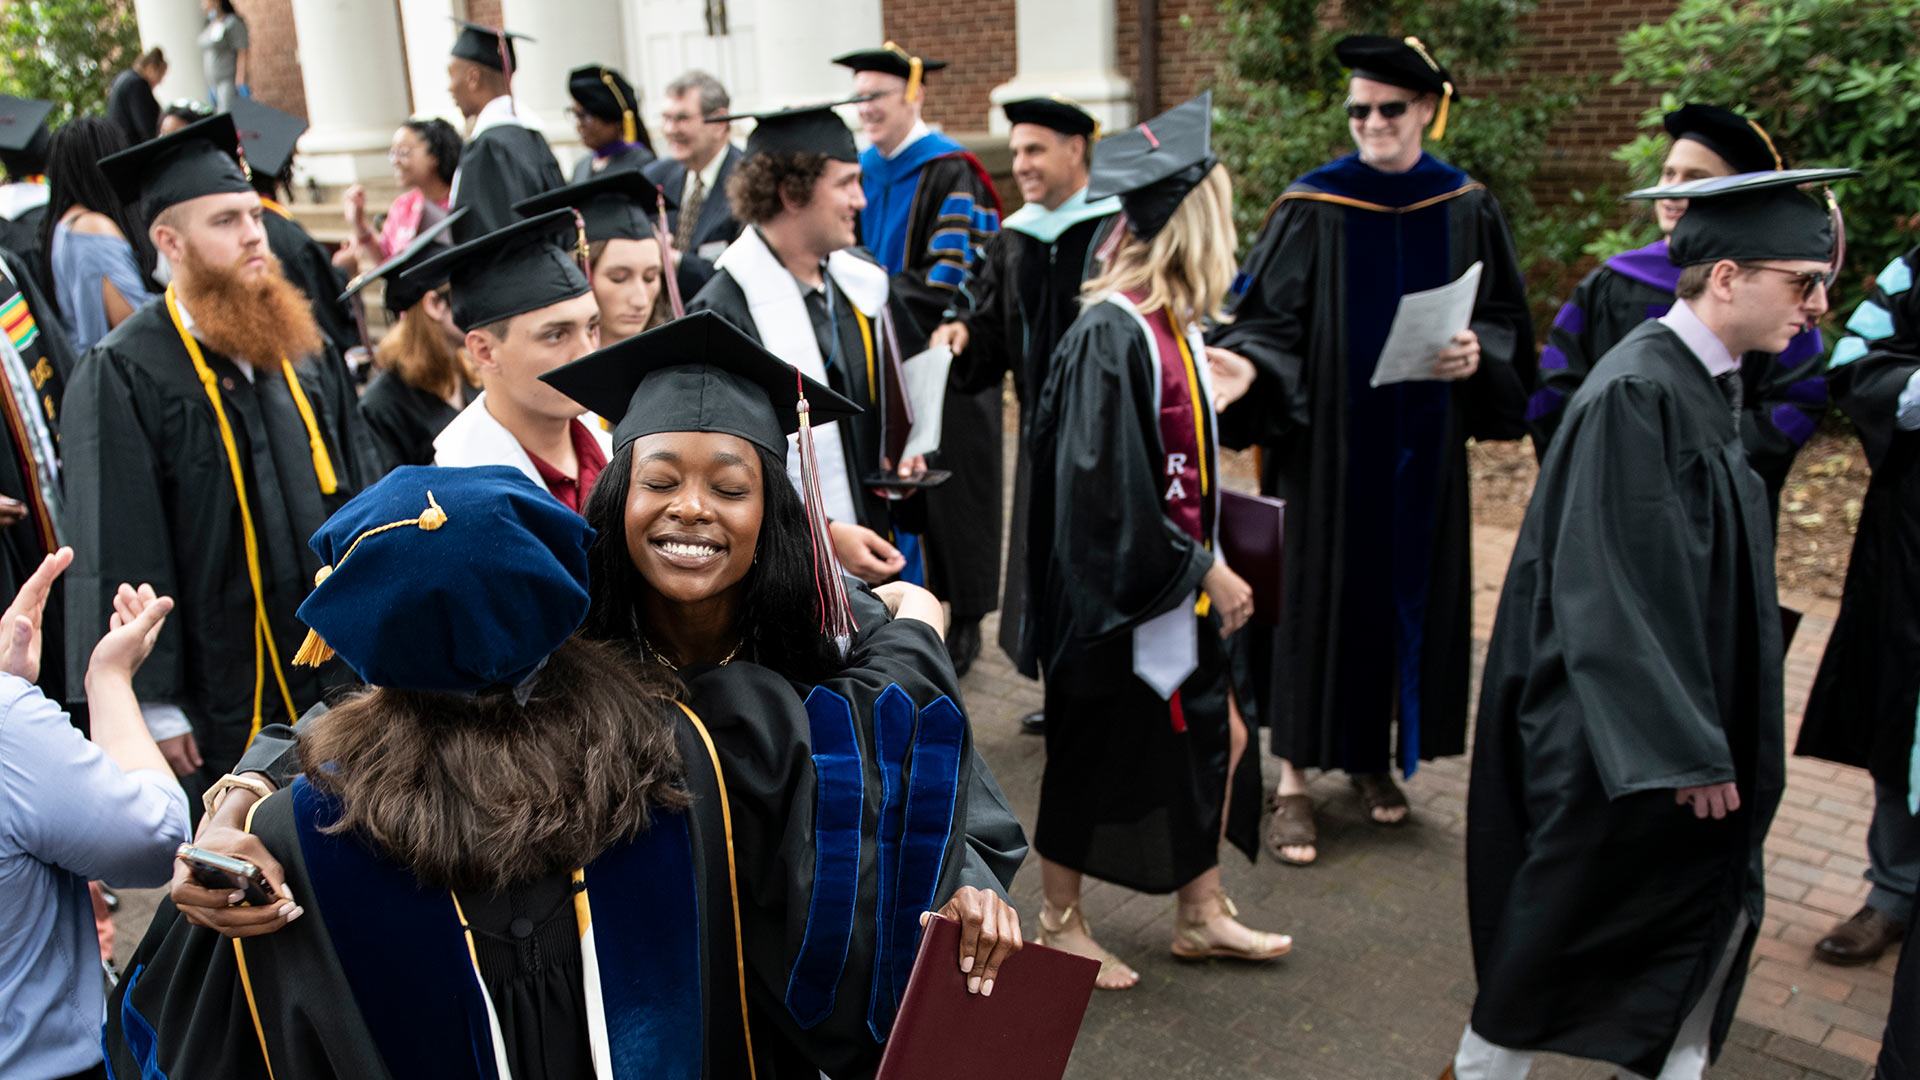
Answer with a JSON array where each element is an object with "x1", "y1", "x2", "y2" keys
[
  {"x1": 793, "y1": 369, "x2": 856, "y2": 649},
  {"x1": 570, "y1": 208, "x2": 592, "y2": 280},
  {"x1": 497, "y1": 30, "x2": 515, "y2": 117},
  {"x1": 654, "y1": 187, "x2": 686, "y2": 319},
  {"x1": 1826, "y1": 187, "x2": 1847, "y2": 277},
  {"x1": 1095, "y1": 211, "x2": 1130, "y2": 266}
]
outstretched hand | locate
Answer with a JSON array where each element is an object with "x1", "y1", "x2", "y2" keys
[
  {"x1": 924, "y1": 887, "x2": 1022, "y2": 996},
  {"x1": 0, "y1": 547, "x2": 72, "y2": 683}
]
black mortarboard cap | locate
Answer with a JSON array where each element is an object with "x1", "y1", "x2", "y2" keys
[
  {"x1": 229, "y1": 96, "x2": 307, "y2": 181},
  {"x1": 98, "y1": 112, "x2": 252, "y2": 221},
  {"x1": 402, "y1": 208, "x2": 591, "y2": 331},
  {"x1": 540, "y1": 310, "x2": 861, "y2": 456},
  {"x1": 449, "y1": 17, "x2": 532, "y2": 72},
  {"x1": 569, "y1": 65, "x2": 641, "y2": 129},
  {"x1": 1085, "y1": 92, "x2": 1214, "y2": 240},
  {"x1": 340, "y1": 206, "x2": 467, "y2": 316},
  {"x1": 709, "y1": 100, "x2": 863, "y2": 164},
  {"x1": 832, "y1": 44, "x2": 948, "y2": 85},
  {"x1": 513, "y1": 170, "x2": 674, "y2": 245},
  {"x1": 1663, "y1": 104, "x2": 1783, "y2": 175},
  {"x1": 0, "y1": 95, "x2": 55, "y2": 165},
  {"x1": 1002, "y1": 96, "x2": 1099, "y2": 139},
  {"x1": 1626, "y1": 168, "x2": 1859, "y2": 266},
  {"x1": 1335, "y1": 35, "x2": 1452, "y2": 96}
]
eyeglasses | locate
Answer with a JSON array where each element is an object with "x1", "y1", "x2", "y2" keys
[
  {"x1": 1746, "y1": 265, "x2": 1831, "y2": 302},
  {"x1": 1345, "y1": 100, "x2": 1413, "y2": 121}
]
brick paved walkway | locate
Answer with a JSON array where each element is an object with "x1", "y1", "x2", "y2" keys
[
  {"x1": 105, "y1": 512, "x2": 1898, "y2": 1080},
  {"x1": 956, "y1": 512, "x2": 1897, "y2": 1079}
]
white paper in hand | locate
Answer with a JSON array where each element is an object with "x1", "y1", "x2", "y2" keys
[
  {"x1": 899, "y1": 345, "x2": 953, "y2": 459},
  {"x1": 1369, "y1": 260, "x2": 1483, "y2": 388}
]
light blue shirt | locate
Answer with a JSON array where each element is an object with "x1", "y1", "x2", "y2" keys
[{"x1": 0, "y1": 674, "x2": 187, "y2": 1078}]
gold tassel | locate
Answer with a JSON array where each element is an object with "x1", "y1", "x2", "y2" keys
[
  {"x1": 884, "y1": 41, "x2": 923, "y2": 103},
  {"x1": 278, "y1": 358, "x2": 339, "y2": 494},
  {"x1": 622, "y1": 110, "x2": 637, "y2": 145},
  {"x1": 1431, "y1": 83, "x2": 1452, "y2": 142},
  {"x1": 600, "y1": 70, "x2": 639, "y2": 146},
  {"x1": 292, "y1": 629, "x2": 335, "y2": 668}
]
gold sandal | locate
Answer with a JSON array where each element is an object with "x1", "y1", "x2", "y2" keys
[
  {"x1": 1037, "y1": 903, "x2": 1139, "y2": 990},
  {"x1": 1171, "y1": 893, "x2": 1292, "y2": 962}
]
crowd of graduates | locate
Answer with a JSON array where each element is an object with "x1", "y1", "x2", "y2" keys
[{"x1": 0, "y1": 17, "x2": 1914, "y2": 1080}]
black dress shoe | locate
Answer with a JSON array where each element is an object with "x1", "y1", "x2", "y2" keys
[
  {"x1": 1019, "y1": 710, "x2": 1045, "y2": 736},
  {"x1": 947, "y1": 618, "x2": 982, "y2": 677},
  {"x1": 1815, "y1": 904, "x2": 1907, "y2": 966}
]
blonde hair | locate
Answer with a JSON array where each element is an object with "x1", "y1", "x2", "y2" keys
[
  {"x1": 378, "y1": 291, "x2": 474, "y2": 401},
  {"x1": 1081, "y1": 163, "x2": 1237, "y2": 326}
]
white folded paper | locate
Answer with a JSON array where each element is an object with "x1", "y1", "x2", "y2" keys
[
  {"x1": 1369, "y1": 260, "x2": 1484, "y2": 388},
  {"x1": 899, "y1": 345, "x2": 954, "y2": 459}
]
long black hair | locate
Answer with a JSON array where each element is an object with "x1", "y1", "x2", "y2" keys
[
  {"x1": 405, "y1": 117, "x2": 461, "y2": 186},
  {"x1": 581, "y1": 440, "x2": 846, "y2": 683},
  {"x1": 36, "y1": 116, "x2": 160, "y2": 315}
]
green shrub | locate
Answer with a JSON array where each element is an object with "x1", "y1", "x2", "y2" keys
[
  {"x1": 0, "y1": 0, "x2": 142, "y2": 128},
  {"x1": 1612, "y1": 0, "x2": 1920, "y2": 307},
  {"x1": 1206, "y1": 0, "x2": 1587, "y2": 326}
]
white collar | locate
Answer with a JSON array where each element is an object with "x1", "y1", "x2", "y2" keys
[
  {"x1": 881, "y1": 120, "x2": 931, "y2": 161},
  {"x1": 471, "y1": 95, "x2": 541, "y2": 137},
  {"x1": 1657, "y1": 298, "x2": 1739, "y2": 378},
  {"x1": 692, "y1": 145, "x2": 728, "y2": 192}
]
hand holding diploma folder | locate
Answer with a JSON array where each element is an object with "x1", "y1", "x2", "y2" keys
[{"x1": 875, "y1": 915, "x2": 1099, "y2": 1079}]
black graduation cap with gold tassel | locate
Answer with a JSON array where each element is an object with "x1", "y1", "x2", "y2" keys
[{"x1": 1335, "y1": 34, "x2": 1455, "y2": 141}]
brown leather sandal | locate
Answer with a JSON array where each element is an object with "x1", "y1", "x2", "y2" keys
[
  {"x1": 1352, "y1": 771, "x2": 1410, "y2": 825},
  {"x1": 1267, "y1": 793, "x2": 1318, "y2": 865}
]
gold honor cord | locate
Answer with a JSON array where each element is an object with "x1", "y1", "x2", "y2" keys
[
  {"x1": 1168, "y1": 312, "x2": 1214, "y2": 618},
  {"x1": 851, "y1": 304, "x2": 877, "y2": 405},
  {"x1": 233, "y1": 793, "x2": 281, "y2": 1080},
  {"x1": 676, "y1": 701, "x2": 758, "y2": 1078},
  {"x1": 164, "y1": 286, "x2": 302, "y2": 735}
]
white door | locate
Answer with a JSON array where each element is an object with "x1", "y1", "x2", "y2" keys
[
  {"x1": 627, "y1": 0, "x2": 756, "y2": 116},
  {"x1": 624, "y1": 0, "x2": 882, "y2": 117}
]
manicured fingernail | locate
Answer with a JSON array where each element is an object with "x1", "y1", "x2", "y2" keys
[
  {"x1": 287, "y1": 906, "x2": 304, "y2": 922},
  {"x1": 982, "y1": 979, "x2": 994, "y2": 997},
  {"x1": 277, "y1": 903, "x2": 296, "y2": 919},
  {"x1": 961, "y1": 955, "x2": 973, "y2": 973},
  {"x1": 968, "y1": 976, "x2": 981, "y2": 994},
  {"x1": 920, "y1": 912, "x2": 929, "y2": 927},
  {"x1": 228, "y1": 891, "x2": 245, "y2": 905}
]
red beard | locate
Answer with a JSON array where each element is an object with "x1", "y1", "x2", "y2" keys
[{"x1": 173, "y1": 246, "x2": 324, "y2": 367}]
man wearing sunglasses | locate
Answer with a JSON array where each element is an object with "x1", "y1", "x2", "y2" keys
[
  {"x1": 1528, "y1": 105, "x2": 1828, "y2": 514},
  {"x1": 1455, "y1": 169, "x2": 1855, "y2": 1080},
  {"x1": 1211, "y1": 35, "x2": 1534, "y2": 867}
]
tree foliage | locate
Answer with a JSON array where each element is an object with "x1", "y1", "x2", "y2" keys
[
  {"x1": 1205, "y1": 0, "x2": 1589, "y2": 322},
  {"x1": 1606, "y1": 0, "x2": 1920, "y2": 305},
  {"x1": 0, "y1": 0, "x2": 142, "y2": 128}
]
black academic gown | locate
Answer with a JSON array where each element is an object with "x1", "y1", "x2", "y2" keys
[
  {"x1": 138, "y1": 589, "x2": 1026, "y2": 1080},
  {"x1": 1885, "y1": 926, "x2": 1920, "y2": 1079},
  {"x1": 688, "y1": 265, "x2": 925, "y2": 544},
  {"x1": 1796, "y1": 245, "x2": 1920, "y2": 791},
  {"x1": 107, "y1": 68, "x2": 159, "y2": 144},
  {"x1": 953, "y1": 208, "x2": 1119, "y2": 673},
  {"x1": 1213, "y1": 152, "x2": 1534, "y2": 777},
  {"x1": 862, "y1": 144, "x2": 1005, "y2": 620},
  {"x1": 0, "y1": 248, "x2": 76, "y2": 705},
  {"x1": 1027, "y1": 299, "x2": 1261, "y2": 893},
  {"x1": 451, "y1": 123, "x2": 566, "y2": 241},
  {"x1": 1528, "y1": 239, "x2": 1828, "y2": 511},
  {"x1": 358, "y1": 369, "x2": 477, "y2": 472},
  {"x1": 263, "y1": 206, "x2": 360, "y2": 359},
  {"x1": 60, "y1": 299, "x2": 380, "y2": 779},
  {"x1": 1466, "y1": 320, "x2": 1785, "y2": 1077},
  {"x1": 572, "y1": 143, "x2": 656, "y2": 182}
]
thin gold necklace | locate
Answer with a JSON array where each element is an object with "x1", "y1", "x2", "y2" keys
[{"x1": 644, "y1": 634, "x2": 743, "y2": 671}]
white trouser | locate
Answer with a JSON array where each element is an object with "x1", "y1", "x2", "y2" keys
[{"x1": 1454, "y1": 911, "x2": 1749, "y2": 1080}]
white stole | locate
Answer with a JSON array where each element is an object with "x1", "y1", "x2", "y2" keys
[{"x1": 713, "y1": 228, "x2": 889, "y2": 524}]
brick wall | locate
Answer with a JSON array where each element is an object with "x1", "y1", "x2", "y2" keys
[
  {"x1": 1116, "y1": 0, "x2": 1223, "y2": 118},
  {"x1": 878, "y1": 0, "x2": 1018, "y2": 131},
  {"x1": 232, "y1": 0, "x2": 308, "y2": 121},
  {"x1": 467, "y1": 0, "x2": 503, "y2": 30}
]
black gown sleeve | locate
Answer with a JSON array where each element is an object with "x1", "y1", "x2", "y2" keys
[
  {"x1": 1531, "y1": 269, "x2": 1605, "y2": 458},
  {"x1": 1550, "y1": 375, "x2": 1737, "y2": 799},
  {"x1": 1828, "y1": 248, "x2": 1919, "y2": 469},
  {"x1": 1031, "y1": 311, "x2": 1214, "y2": 648},
  {"x1": 1456, "y1": 193, "x2": 1535, "y2": 442},
  {"x1": 1211, "y1": 200, "x2": 1319, "y2": 449},
  {"x1": 888, "y1": 156, "x2": 998, "y2": 341},
  {"x1": 948, "y1": 233, "x2": 1015, "y2": 395},
  {"x1": 230, "y1": 701, "x2": 329, "y2": 787}
]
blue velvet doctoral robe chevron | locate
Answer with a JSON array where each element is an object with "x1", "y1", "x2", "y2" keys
[
  {"x1": 859, "y1": 131, "x2": 1004, "y2": 617},
  {"x1": 1214, "y1": 152, "x2": 1533, "y2": 778},
  {"x1": 1529, "y1": 238, "x2": 1827, "y2": 510}
]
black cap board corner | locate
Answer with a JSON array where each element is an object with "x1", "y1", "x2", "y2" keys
[
  {"x1": 339, "y1": 206, "x2": 469, "y2": 316},
  {"x1": 229, "y1": 96, "x2": 308, "y2": 181},
  {"x1": 1662, "y1": 104, "x2": 1783, "y2": 175},
  {"x1": 0, "y1": 94, "x2": 56, "y2": 155},
  {"x1": 449, "y1": 17, "x2": 533, "y2": 72},
  {"x1": 512, "y1": 169, "x2": 675, "y2": 244},
  {"x1": 709, "y1": 99, "x2": 865, "y2": 164},
  {"x1": 97, "y1": 111, "x2": 252, "y2": 219},
  {"x1": 1624, "y1": 168, "x2": 1861, "y2": 267},
  {"x1": 401, "y1": 208, "x2": 591, "y2": 332},
  {"x1": 1002, "y1": 96, "x2": 1099, "y2": 140},
  {"x1": 540, "y1": 310, "x2": 861, "y2": 456},
  {"x1": 1085, "y1": 91, "x2": 1214, "y2": 240}
]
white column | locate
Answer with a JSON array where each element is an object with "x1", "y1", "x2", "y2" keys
[
  {"x1": 986, "y1": 0, "x2": 1133, "y2": 134},
  {"x1": 499, "y1": 0, "x2": 627, "y2": 174},
  {"x1": 398, "y1": 0, "x2": 463, "y2": 126},
  {"x1": 131, "y1": 0, "x2": 209, "y2": 108},
  {"x1": 291, "y1": 0, "x2": 413, "y2": 184}
]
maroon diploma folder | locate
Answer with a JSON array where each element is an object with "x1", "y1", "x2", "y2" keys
[
  {"x1": 1219, "y1": 489, "x2": 1285, "y2": 625},
  {"x1": 874, "y1": 916, "x2": 1099, "y2": 1079}
]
